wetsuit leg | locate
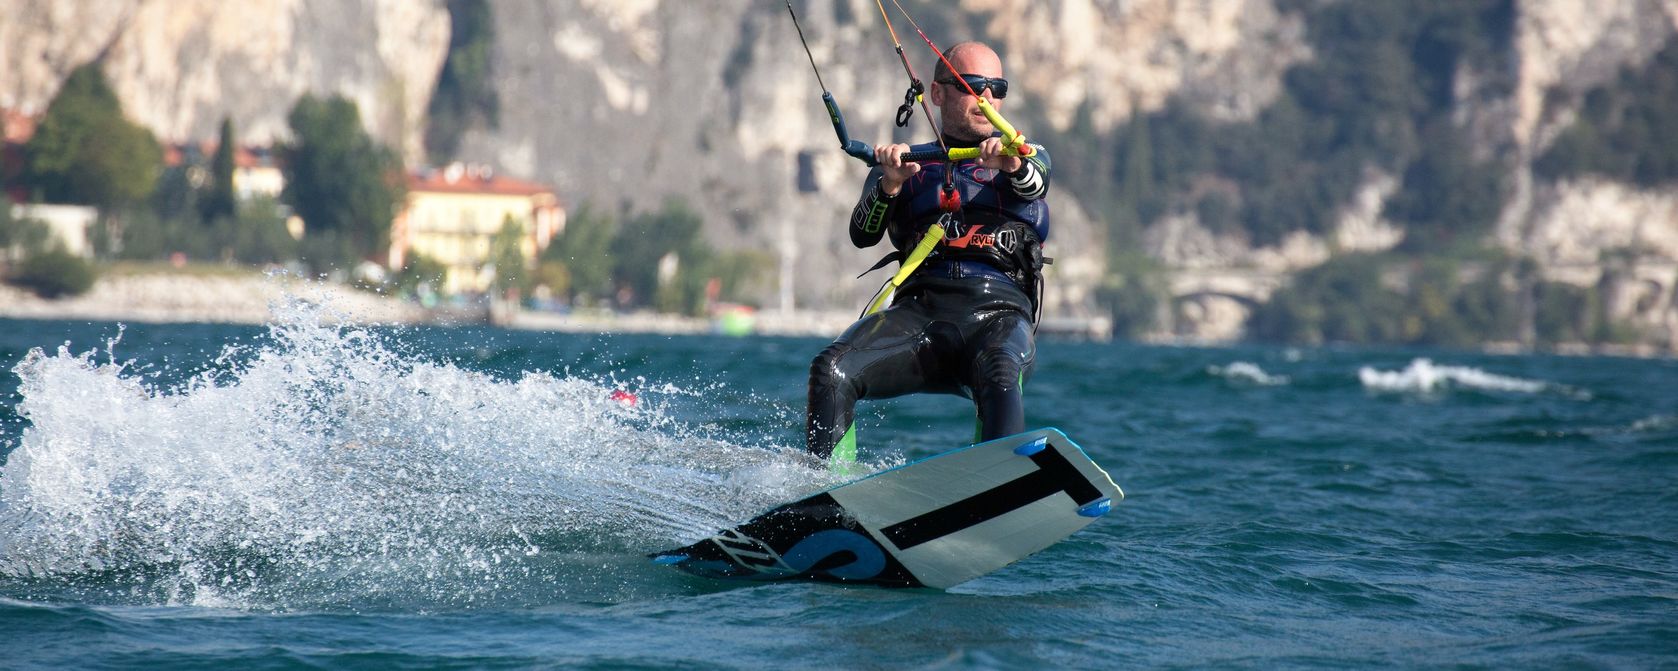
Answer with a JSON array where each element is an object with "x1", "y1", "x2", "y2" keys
[
  {"x1": 807, "y1": 341, "x2": 863, "y2": 458},
  {"x1": 806, "y1": 304, "x2": 951, "y2": 458},
  {"x1": 965, "y1": 310, "x2": 1036, "y2": 442}
]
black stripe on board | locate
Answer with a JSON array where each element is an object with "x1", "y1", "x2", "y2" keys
[{"x1": 880, "y1": 442, "x2": 1102, "y2": 550}]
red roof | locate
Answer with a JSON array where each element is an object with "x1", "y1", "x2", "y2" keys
[
  {"x1": 408, "y1": 164, "x2": 554, "y2": 197},
  {"x1": 161, "y1": 141, "x2": 278, "y2": 169},
  {"x1": 2, "y1": 109, "x2": 36, "y2": 144}
]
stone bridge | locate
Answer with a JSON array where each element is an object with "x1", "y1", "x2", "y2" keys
[{"x1": 1158, "y1": 268, "x2": 1287, "y2": 341}]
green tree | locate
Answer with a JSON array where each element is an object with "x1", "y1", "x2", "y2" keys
[
  {"x1": 1249, "y1": 254, "x2": 1408, "y2": 345},
  {"x1": 1386, "y1": 123, "x2": 1507, "y2": 252},
  {"x1": 394, "y1": 252, "x2": 447, "y2": 297},
  {"x1": 280, "y1": 94, "x2": 405, "y2": 272},
  {"x1": 701, "y1": 250, "x2": 772, "y2": 308},
  {"x1": 1535, "y1": 38, "x2": 1678, "y2": 185},
  {"x1": 212, "y1": 196, "x2": 298, "y2": 264},
  {"x1": 608, "y1": 199, "x2": 704, "y2": 309},
  {"x1": 1098, "y1": 252, "x2": 1165, "y2": 339},
  {"x1": 1450, "y1": 263, "x2": 1522, "y2": 343},
  {"x1": 487, "y1": 215, "x2": 529, "y2": 293},
  {"x1": 22, "y1": 63, "x2": 161, "y2": 207},
  {"x1": 1114, "y1": 111, "x2": 1156, "y2": 223},
  {"x1": 1532, "y1": 282, "x2": 1594, "y2": 344},
  {"x1": 150, "y1": 162, "x2": 200, "y2": 226},
  {"x1": 539, "y1": 203, "x2": 615, "y2": 302},
  {"x1": 200, "y1": 117, "x2": 238, "y2": 223}
]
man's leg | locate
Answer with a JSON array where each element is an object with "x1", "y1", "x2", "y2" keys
[
  {"x1": 806, "y1": 308, "x2": 942, "y2": 458},
  {"x1": 807, "y1": 340, "x2": 861, "y2": 459},
  {"x1": 967, "y1": 312, "x2": 1036, "y2": 442}
]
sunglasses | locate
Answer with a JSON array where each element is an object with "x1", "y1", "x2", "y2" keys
[{"x1": 935, "y1": 74, "x2": 1008, "y2": 99}]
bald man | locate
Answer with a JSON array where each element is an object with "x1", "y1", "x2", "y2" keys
[{"x1": 807, "y1": 41, "x2": 1053, "y2": 460}]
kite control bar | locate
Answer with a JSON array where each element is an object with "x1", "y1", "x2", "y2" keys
[
  {"x1": 820, "y1": 83, "x2": 1023, "y2": 166},
  {"x1": 792, "y1": 1, "x2": 1028, "y2": 169}
]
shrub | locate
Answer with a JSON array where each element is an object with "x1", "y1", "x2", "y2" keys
[{"x1": 11, "y1": 249, "x2": 97, "y2": 298}]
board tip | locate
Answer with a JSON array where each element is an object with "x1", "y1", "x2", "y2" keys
[
  {"x1": 1012, "y1": 437, "x2": 1049, "y2": 456},
  {"x1": 1076, "y1": 497, "x2": 1112, "y2": 518}
]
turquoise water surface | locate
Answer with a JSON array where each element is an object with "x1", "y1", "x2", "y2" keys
[{"x1": 1, "y1": 302, "x2": 1674, "y2": 669}]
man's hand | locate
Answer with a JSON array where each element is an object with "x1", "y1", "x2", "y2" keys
[
  {"x1": 875, "y1": 143, "x2": 921, "y2": 196},
  {"x1": 976, "y1": 136, "x2": 1023, "y2": 173}
]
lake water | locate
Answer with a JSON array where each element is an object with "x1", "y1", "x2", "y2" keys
[{"x1": 1, "y1": 298, "x2": 1674, "y2": 668}]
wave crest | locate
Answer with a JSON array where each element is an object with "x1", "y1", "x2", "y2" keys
[{"x1": 1357, "y1": 358, "x2": 1583, "y2": 398}]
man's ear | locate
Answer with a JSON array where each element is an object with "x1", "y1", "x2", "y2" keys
[{"x1": 928, "y1": 81, "x2": 946, "y2": 107}]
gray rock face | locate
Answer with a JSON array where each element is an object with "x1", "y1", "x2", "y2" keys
[
  {"x1": 0, "y1": 0, "x2": 448, "y2": 162},
  {"x1": 0, "y1": 0, "x2": 141, "y2": 112}
]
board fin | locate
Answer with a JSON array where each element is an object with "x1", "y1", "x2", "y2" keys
[{"x1": 827, "y1": 422, "x2": 859, "y2": 474}]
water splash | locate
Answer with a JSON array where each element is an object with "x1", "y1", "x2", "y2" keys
[
  {"x1": 1207, "y1": 362, "x2": 1290, "y2": 386},
  {"x1": 1357, "y1": 358, "x2": 1585, "y2": 398},
  {"x1": 0, "y1": 296, "x2": 847, "y2": 610}
]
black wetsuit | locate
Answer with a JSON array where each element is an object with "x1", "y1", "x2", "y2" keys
[{"x1": 806, "y1": 134, "x2": 1052, "y2": 459}]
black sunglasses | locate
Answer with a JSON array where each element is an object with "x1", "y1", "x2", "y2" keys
[{"x1": 935, "y1": 73, "x2": 1008, "y2": 99}]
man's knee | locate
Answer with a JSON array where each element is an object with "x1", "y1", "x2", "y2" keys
[
  {"x1": 976, "y1": 347, "x2": 1024, "y2": 391},
  {"x1": 810, "y1": 342, "x2": 854, "y2": 388}
]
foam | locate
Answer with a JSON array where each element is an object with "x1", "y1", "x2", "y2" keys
[
  {"x1": 0, "y1": 294, "x2": 846, "y2": 609},
  {"x1": 1356, "y1": 358, "x2": 1573, "y2": 396},
  {"x1": 1207, "y1": 362, "x2": 1290, "y2": 386}
]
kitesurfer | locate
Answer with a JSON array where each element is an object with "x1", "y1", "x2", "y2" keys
[{"x1": 807, "y1": 41, "x2": 1052, "y2": 460}]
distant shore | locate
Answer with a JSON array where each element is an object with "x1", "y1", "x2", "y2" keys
[
  {"x1": 0, "y1": 266, "x2": 859, "y2": 338},
  {"x1": 0, "y1": 268, "x2": 424, "y2": 326},
  {"x1": 2, "y1": 268, "x2": 1670, "y2": 356}
]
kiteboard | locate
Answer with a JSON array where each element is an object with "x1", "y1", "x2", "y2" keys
[{"x1": 649, "y1": 428, "x2": 1122, "y2": 589}]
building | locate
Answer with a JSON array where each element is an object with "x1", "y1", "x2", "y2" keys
[
  {"x1": 389, "y1": 163, "x2": 565, "y2": 295},
  {"x1": 161, "y1": 141, "x2": 285, "y2": 201},
  {"x1": 232, "y1": 145, "x2": 284, "y2": 201},
  {"x1": 8, "y1": 203, "x2": 99, "y2": 258}
]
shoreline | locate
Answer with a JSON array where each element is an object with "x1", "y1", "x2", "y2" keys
[
  {"x1": 1, "y1": 271, "x2": 1672, "y2": 357},
  {"x1": 0, "y1": 272, "x2": 425, "y2": 326},
  {"x1": 0, "y1": 270, "x2": 865, "y2": 338}
]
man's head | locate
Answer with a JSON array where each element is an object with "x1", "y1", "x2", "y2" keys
[{"x1": 929, "y1": 41, "x2": 1006, "y2": 142}]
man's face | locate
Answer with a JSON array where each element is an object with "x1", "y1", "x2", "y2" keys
[{"x1": 932, "y1": 46, "x2": 1005, "y2": 142}]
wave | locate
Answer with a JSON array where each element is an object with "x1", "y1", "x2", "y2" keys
[
  {"x1": 0, "y1": 295, "x2": 846, "y2": 610},
  {"x1": 1356, "y1": 358, "x2": 1584, "y2": 398},
  {"x1": 1206, "y1": 361, "x2": 1290, "y2": 386}
]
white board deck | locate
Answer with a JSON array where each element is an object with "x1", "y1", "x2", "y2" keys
[{"x1": 651, "y1": 428, "x2": 1123, "y2": 589}]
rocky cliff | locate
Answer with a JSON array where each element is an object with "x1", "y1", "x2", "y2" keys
[
  {"x1": 4, "y1": 0, "x2": 1676, "y2": 346},
  {"x1": 0, "y1": 0, "x2": 448, "y2": 163}
]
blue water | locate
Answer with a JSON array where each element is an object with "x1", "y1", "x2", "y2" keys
[{"x1": 1, "y1": 301, "x2": 1675, "y2": 669}]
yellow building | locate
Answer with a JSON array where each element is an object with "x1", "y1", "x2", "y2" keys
[{"x1": 389, "y1": 163, "x2": 565, "y2": 295}]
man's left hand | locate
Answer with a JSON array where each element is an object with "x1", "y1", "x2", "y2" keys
[{"x1": 975, "y1": 136, "x2": 1023, "y2": 173}]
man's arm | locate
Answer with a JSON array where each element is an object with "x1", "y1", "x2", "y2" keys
[
  {"x1": 1000, "y1": 144, "x2": 1050, "y2": 201},
  {"x1": 849, "y1": 142, "x2": 925, "y2": 248},
  {"x1": 849, "y1": 168, "x2": 895, "y2": 248}
]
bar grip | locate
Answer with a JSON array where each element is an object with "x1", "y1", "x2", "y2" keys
[{"x1": 901, "y1": 148, "x2": 947, "y2": 163}]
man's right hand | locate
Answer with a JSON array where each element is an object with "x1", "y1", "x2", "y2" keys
[{"x1": 875, "y1": 143, "x2": 921, "y2": 196}]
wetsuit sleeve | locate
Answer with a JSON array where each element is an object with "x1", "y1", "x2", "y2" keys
[
  {"x1": 848, "y1": 167, "x2": 896, "y2": 248},
  {"x1": 999, "y1": 144, "x2": 1051, "y2": 201}
]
